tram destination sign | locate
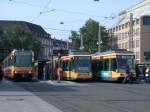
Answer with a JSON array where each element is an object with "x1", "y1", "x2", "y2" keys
[{"x1": 52, "y1": 49, "x2": 69, "y2": 56}]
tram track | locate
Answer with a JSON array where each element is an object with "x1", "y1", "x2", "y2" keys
[{"x1": 89, "y1": 82, "x2": 150, "y2": 98}]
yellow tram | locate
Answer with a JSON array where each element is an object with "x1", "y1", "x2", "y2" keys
[
  {"x1": 3, "y1": 50, "x2": 34, "y2": 80},
  {"x1": 58, "y1": 51, "x2": 92, "y2": 80},
  {"x1": 92, "y1": 50, "x2": 135, "y2": 81}
]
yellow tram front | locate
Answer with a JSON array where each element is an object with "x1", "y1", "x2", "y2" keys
[
  {"x1": 61, "y1": 55, "x2": 92, "y2": 80},
  {"x1": 92, "y1": 50, "x2": 135, "y2": 81}
]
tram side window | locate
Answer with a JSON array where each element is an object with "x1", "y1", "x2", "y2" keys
[
  {"x1": 68, "y1": 61, "x2": 72, "y2": 71},
  {"x1": 111, "y1": 59, "x2": 117, "y2": 71},
  {"x1": 103, "y1": 59, "x2": 109, "y2": 71},
  {"x1": 92, "y1": 60, "x2": 103, "y2": 72},
  {"x1": 10, "y1": 57, "x2": 14, "y2": 65},
  {"x1": 62, "y1": 61, "x2": 67, "y2": 70},
  {"x1": 62, "y1": 61, "x2": 71, "y2": 71},
  {"x1": 8, "y1": 58, "x2": 11, "y2": 66}
]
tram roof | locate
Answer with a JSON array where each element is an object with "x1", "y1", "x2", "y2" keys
[
  {"x1": 93, "y1": 49, "x2": 134, "y2": 56},
  {"x1": 69, "y1": 50, "x2": 90, "y2": 55}
]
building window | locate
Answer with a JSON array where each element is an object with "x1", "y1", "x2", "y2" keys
[
  {"x1": 122, "y1": 24, "x2": 125, "y2": 29},
  {"x1": 136, "y1": 40, "x2": 140, "y2": 48},
  {"x1": 42, "y1": 39, "x2": 43, "y2": 44},
  {"x1": 123, "y1": 43, "x2": 126, "y2": 49},
  {"x1": 122, "y1": 33, "x2": 124, "y2": 40},
  {"x1": 135, "y1": 52, "x2": 140, "y2": 59},
  {"x1": 133, "y1": 40, "x2": 135, "y2": 48},
  {"x1": 119, "y1": 25, "x2": 121, "y2": 30},
  {"x1": 110, "y1": 29, "x2": 112, "y2": 33},
  {"x1": 125, "y1": 42, "x2": 128, "y2": 49},
  {"x1": 118, "y1": 35, "x2": 120, "y2": 40},
  {"x1": 135, "y1": 28, "x2": 140, "y2": 36},
  {"x1": 116, "y1": 27, "x2": 118, "y2": 31},
  {"x1": 125, "y1": 32, "x2": 129, "y2": 39},
  {"x1": 118, "y1": 44, "x2": 121, "y2": 49},
  {"x1": 125, "y1": 23, "x2": 128, "y2": 28},
  {"x1": 136, "y1": 19, "x2": 139, "y2": 25},
  {"x1": 143, "y1": 16, "x2": 150, "y2": 25},
  {"x1": 144, "y1": 51, "x2": 150, "y2": 61},
  {"x1": 113, "y1": 28, "x2": 115, "y2": 32}
]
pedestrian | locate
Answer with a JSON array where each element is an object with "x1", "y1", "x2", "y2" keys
[
  {"x1": 57, "y1": 55, "x2": 63, "y2": 82},
  {"x1": 43, "y1": 64, "x2": 47, "y2": 80},
  {"x1": 0, "y1": 65, "x2": 4, "y2": 81},
  {"x1": 57, "y1": 67, "x2": 62, "y2": 82},
  {"x1": 145, "y1": 65, "x2": 150, "y2": 83},
  {"x1": 135, "y1": 64, "x2": 141, "y2": 83},
  {"x1": 123, "y1": 65, "x2": 130, "y2": 84}
]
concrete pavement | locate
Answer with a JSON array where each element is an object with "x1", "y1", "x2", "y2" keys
[
  {"x1": 1, "y1": 79, "x2": 150, "y2": 112},
  {"x1": 0, "y1": 79, "x2": 63, "y2": 112}
]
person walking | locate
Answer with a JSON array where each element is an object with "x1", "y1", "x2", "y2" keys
[
  {"x1": 145, "y1": 65, "x2": 150, "y2": 83},
  {"x1": 0, "y1": 65, "x2": 4, "y2": 81},
  {"x1": 123, "y1": 65, "x2": 130, "y2": 84},
  {"x1": 57, "y1": 54, "x2": 63, "y2": 83},
  {"x1": 135, "y1": 64, "x2": 141, "y2": 83}
]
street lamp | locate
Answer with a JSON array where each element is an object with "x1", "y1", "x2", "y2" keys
[
  {"x1": 98, "y1": 24, "x2": 101, "y2": 52},
  {"x1": 40, "y1": 9, "x2": 56, "y2": 15},
  {"x1": 60, "y1": 21, "x2": 64, "y2": 24},
  {"x1": 80, "y1": 33, "x2": 84, "y2": 50},
  {"x1": 129, "y1": 13, "x2": 134, "y2": 52}
]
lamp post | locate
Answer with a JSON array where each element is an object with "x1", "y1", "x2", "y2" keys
[
  {"x1": 129, "y1": 13, "x2": 134, "y2": 52},
  {"x1": 93, "y1": 0, "x2": 101, "y2": 52},
  {"x1": 98, "y1": 24, "x2": 101, "y2": 52},
  {"x1": 80, "y1": 33, "x2": 84, "y2": 50}
]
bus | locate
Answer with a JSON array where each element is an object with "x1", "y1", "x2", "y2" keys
[
  {"x1": 92, "y1": 50, "x2": 135, "y2": 81},
  {"x1": 3, "y1": 50, "x2": 34, "y2": 80},
  {"x1": 55, "y1": 51, "x2": 92, "y2": 80}
]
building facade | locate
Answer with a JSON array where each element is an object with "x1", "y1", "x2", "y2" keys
[
  {"x1": 0, "y1": 20, "x2": 71, "y2": 60},
  {"x1": 52, "y1": 38, "x2": 72, "y2": 50},
  {"x1": 108, "y1": 0, "x2": 150, "y2": 64}
]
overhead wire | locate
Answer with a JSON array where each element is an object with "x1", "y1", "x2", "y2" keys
[
  {"x1": 30, "y1": 0, "x2": 52, "y2": 22},
  {"x1": 8, "y1": 0, "x2": 116, "y2": 34},
  {"x1": 43, "y1": 27, "x2": 79, "y2": 32},
  {"x1": 8, "y1": 0, "x2": 41, "y2": 8},
  {"x1": 41, "y1": 8, "x2": 102, "y2": 18}
]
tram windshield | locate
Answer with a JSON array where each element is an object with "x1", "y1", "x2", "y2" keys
[
  {"x1": 117, "y1": 55, "x2": 134, "y2": 70},
  {"x1": 15, "y1": 52, "x2": 32, "y2": 67},
  {"x1": 74, "y1": 56, "x2": 91, "y2": 72}
]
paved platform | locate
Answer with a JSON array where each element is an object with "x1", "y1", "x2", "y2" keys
[
  {"x1": 40, "y1": 80, "x2": 88, "y2": 86},
  {"x1": 0, "y1": 80, "x2": 63, "y2": 112}
]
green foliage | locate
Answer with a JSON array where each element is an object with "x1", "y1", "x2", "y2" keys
[
  {"x1": 80, "y1": 19, "x2": 110, "y2": 53},
  {"x1": 69, "y1": 31, "x2": 80, "y2": 50},
  {"x1": 70, "y1": 19, "x2": 111, "y2": 53},
  {"x1": 0, "y1": 29, "x2": 4, "y2": 48},
  {"x1": 1, "y1": 26, "x2": 42, "y2": 59}
]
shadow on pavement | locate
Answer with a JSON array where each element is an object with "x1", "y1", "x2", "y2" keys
[{"x1": 0, "y1": 78, "x2": 77, "y2": 93}]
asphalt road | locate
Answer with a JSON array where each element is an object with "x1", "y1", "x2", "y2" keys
[{"x1": 1, "y1": 79, "x2": 150, "y2": 112}]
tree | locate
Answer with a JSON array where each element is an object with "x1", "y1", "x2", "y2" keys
[
  {"x1": 80, "y1": 19, "x2": 110, "y2": 53},
  {"x1": 0, "y1": 29, "x2": 4, "y2": 48},
  {"x1": 70, "y1": 19, "x2": 111, "y2": 53},
  {"x1": 1, "y1": 26, "x2": 42, "y2": 59},
  {"x1": 69, "y1": 31, "x2": 80, "y2": 50}
]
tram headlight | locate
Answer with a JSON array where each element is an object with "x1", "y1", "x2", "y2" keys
[
  {"x1": 28, "y1": 71, "x2": 32, "y2": 74},
  {"x1": 14, "y1": 70, "x2": 18, "y2": 74},
  {"x1": 115, "y1": 69, "x2": 119, "y2": 72}
]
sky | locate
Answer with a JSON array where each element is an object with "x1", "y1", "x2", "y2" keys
[{"x1": 0, "y1": 0, "x2": 142, "y2": 40}]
